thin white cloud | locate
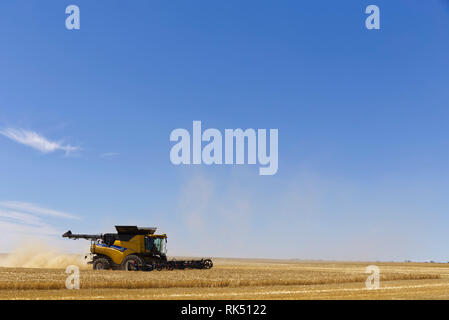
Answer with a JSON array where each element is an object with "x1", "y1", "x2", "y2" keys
[
  {"x1": 0, "y1": 201, "x2": 79, "y2": 220},
  {"x1": 0, "y1": 209, "x2": 45, "y2": 226},
  {"x1": 0, "y1": 220, "x2": 60, "y2": 236},
  {"x1": 0, "y1": 202, "x2": 80, "y2": 244},
  {"x1": 0, "y1": 128, "x2": 79, "y2": 155},
  {"x1": 100, "y1": 152, "x2": 119, "y2": 158}
]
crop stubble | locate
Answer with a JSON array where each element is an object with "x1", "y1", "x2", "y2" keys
[{"x1": 0, "y1": 258, "x2": 448, "y2": 299}]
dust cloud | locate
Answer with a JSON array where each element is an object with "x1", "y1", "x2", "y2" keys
[{"x1": 0, "y1": 241, "x2": 90, "y2": 270}]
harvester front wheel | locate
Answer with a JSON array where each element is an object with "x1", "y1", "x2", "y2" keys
[
  {"x1": 203, "y1": 259, "x2": 213, "y2": 269},
  {"x1": 121, "y1": 254, "x2": 145, "y2": 271},
  {"x1": 93, "y1": 257, "x2": 110, "y2": 270}
]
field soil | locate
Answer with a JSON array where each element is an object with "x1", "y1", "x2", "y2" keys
[{"x1": 0, "y1": 257, "x2": 449, "y2": 299}]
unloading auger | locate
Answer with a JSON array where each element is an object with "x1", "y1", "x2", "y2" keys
[{"x1": 62, "y1": 225, "x2": 213, "y2": 271}]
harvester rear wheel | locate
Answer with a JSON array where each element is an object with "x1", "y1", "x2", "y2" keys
[
  {"x1": 121, "y1": 254, "x2": 145, "y2": 271},
  {"x1": 93, "y1": 257, "x2": 110, "y2": 270}
]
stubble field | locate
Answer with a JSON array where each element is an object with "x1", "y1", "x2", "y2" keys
[{"x1": 1, "y1": 255, "x2": 449, "y2": 299}]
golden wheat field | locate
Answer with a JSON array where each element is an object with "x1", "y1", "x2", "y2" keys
[{"x1": 1, "y1": 252, "x2": 449, "y2": 299}]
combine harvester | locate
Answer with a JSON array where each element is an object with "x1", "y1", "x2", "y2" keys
[{"x1": 62, "y1": 225, "x2": 213, "y2": 271}]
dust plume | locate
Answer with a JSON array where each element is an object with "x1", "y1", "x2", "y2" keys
[{"x1": 0, "y1": 241, "x2": 90, "y2": 270}]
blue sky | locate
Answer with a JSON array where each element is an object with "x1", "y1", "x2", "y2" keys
[{"x1": 0, "y1": 0, "x2": 448, "y2": 261}]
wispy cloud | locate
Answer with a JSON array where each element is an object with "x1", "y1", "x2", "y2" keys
[
  {"x1": 0, "y1": 209, "x2": 45, "y2": 226},
  {"x1": 0, "y1": 220, "x2": 60, "y2": 236},
  {"x1": 0, "y1": 201, "x2": 79, "y2": 220},
  {"x1": 0, "y1": 201, "x2": 79, "y2": 239},
  {"x1": 100, "y1": 152, "x2": 119, "y2": 158},
  {"x1": 0, "y1": 128, "x2": 79, "y2": 155}
]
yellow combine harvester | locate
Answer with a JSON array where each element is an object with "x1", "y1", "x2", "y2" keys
[{"x1": 62, "y1": 225, "x2": 213, "y2": 271}]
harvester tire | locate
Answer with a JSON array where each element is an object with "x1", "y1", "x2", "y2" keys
[
  {"x1": 93, "y1": 257, "x2": 110, "y2": 270},
  {"x1": 203, "y1": 259, "x2": 213, "y2": 269},
  {"x1": 121, "y1": 254, "x2": 145, "y2": 271}
]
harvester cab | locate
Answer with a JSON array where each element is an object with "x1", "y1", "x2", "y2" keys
[{"x1": 62, "y1": 225, "x2": 212, "y2": 271}]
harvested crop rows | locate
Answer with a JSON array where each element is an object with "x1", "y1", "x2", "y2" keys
[{"x1": 0, "y1": 258, "x2": 448, "y2": 299}]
